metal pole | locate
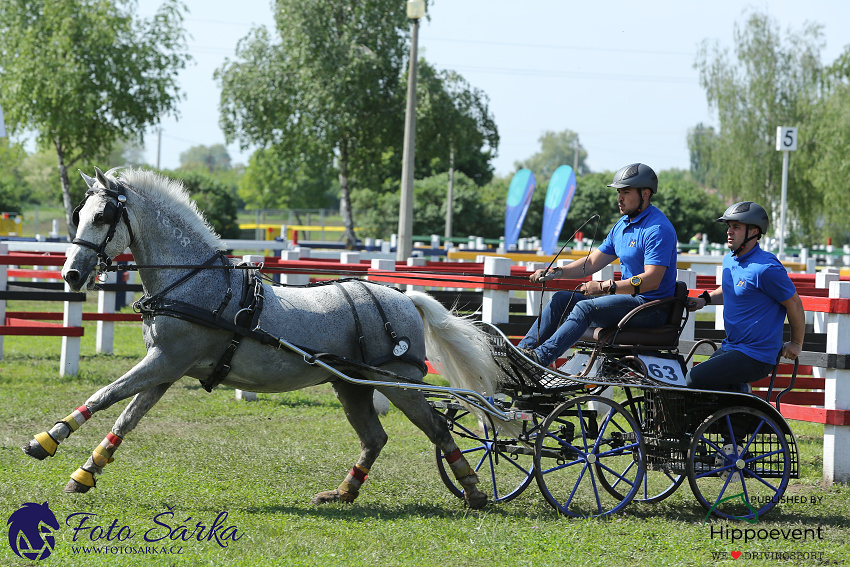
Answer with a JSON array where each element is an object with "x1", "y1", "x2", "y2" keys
[
  {"x1": 396, "y1": 16, "x2": 420, "y2": 261},
  {"x1": 779, "y1": 150, "x2": 789, "y2": 258},
  {"x1": 444, "y1": 145, "x2": 454, "y2": 239}
]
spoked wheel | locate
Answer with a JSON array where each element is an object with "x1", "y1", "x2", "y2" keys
[
  {"x1": 534, "y1": 395, "x2": 645, "y2": 518},
  {"x1": 435, "y1": 405, "x2": 537, "y2": 503},
  {"x1": 597, "y1": 395, "x2": 685, "y2": 504},
  {"x1": 687, "y1": 406, "x2": 790, "y2": 521}
]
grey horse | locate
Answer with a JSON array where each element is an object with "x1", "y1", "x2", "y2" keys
[{"x1": 22, "y1": 167, "x2": 503, "y2": 509}]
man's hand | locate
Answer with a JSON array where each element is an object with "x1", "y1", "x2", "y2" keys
[
  {"x1": 687, "y1": 298, "x2": 706, "y2": 312},
  {"x1": 530, "y1": 267, "x2": 561, "y2": 283},
  {"x1": 782, "y1": 341, "x2": 802, "y2": 361},
  {"x1": 580, "y1": 280, "x2": 606, "y2": 296}
]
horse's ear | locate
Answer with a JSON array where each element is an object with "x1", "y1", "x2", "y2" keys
[
  {"x1": 79, "y1": 170, "x2": 96, "y2": 188},
  {"x1": 94, "y1": 166, "x2": 110, "y2": 190}
]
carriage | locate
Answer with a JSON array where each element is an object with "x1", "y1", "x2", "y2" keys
[
  {"x1": 23, "y1": 167, "x2": 798, "y2": 522},
  {"x1": 431, "y1": 282, "x2": 799, "y2": 521}
]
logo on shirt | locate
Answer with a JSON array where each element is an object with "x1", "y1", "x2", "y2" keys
[
  {"x1": 736, "y1": 278, "x2": 746, "y2": 288},
  {"x1": 629, "y1": 239, "x2": 637, "y2": 247}
]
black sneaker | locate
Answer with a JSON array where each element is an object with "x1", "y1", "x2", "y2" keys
[{"x1": 519, "y1": 347, "x2": 540, "y2": 365}]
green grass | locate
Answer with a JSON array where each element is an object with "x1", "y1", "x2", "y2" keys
[{"x1": 1, "y1": 322, "x2": 849, "y2": 566}]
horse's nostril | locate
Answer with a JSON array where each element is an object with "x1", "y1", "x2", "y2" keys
[{"x1": 65, "y1": 270, "x2": 80, "y2": 284}]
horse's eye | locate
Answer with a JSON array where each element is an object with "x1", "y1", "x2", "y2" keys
[{"x1": 94, "y1": 213, "x2": 104, "y2": 224}]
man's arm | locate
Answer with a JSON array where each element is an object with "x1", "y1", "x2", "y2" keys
[
  {"x1": 780, "y1": 292, "x2": 805, "y2": 361},
  {"x1": 687, "y1": 286, "x2": 724, "y2": 311},
  {"x1": 529, "y1": 249, "x2": 615, "y2": 283}
]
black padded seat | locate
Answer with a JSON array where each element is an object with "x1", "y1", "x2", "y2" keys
[{"x1": 579, "y1": 281, "x2": 689, "y2": 348}]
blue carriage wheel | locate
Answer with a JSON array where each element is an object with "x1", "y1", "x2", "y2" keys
[
  {"x1": 687, "y1": 406, "x2": 791, "y2": 521},
  {"x1": 534, "y1": 395, "x2": 645, "y2": 518}
]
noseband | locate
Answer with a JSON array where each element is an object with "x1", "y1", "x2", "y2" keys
[{"x1": 71, "y1": 183, "x2": 135, "y2": 273}]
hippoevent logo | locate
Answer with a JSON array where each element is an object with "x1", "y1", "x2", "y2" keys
[
  {"x1": 7, "y1": 502, "x2": 60, "y2": 561},
  {"x1": 6, "y1": 502, "x2": 244, "y2": 561}
]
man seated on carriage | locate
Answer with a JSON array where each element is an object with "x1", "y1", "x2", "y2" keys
[
  {"x1": 517, "y1": 163, "x2": 678, "y2": 368},
  {"x1": 685, "y1": 201, "x2": 805, "y2": 392}
]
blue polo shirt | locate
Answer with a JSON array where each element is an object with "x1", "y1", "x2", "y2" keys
[
  {"x1": 722, "y1": 245, "x2": 797, "y2": 364},
  {"x1": 598, "y1": 205, "x2": 678, "y2": 300}
]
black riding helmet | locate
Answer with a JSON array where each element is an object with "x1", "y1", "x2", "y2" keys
[
  {"x1": 716, "y1": 201, "x2": 769, "y2": 234},
  {"x1": 607, "y1": 163, "x2": 658, "y2": 194},
  {"x1": 717, "y1": 201, "x2": 769, "y2": 255}
]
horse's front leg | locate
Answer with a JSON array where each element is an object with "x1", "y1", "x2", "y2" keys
[
  {"x1": 22, "y1": 349, "x2": 186, "y2": 462},
  {"x1": 65, "y1": 382, "x2": 173, "y2": 493}
]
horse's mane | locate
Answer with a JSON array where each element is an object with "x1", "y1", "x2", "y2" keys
[{"x1": 113, "y1": 168, "x2": 225, "y2": 251}]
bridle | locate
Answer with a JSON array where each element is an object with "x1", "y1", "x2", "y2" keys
[{"x1": 71, "y1": 182, "x2": 135, "y2": 274}]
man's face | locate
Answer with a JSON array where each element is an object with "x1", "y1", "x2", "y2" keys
[
  {"x1": 726, "y1": 221, "x2": 758, "y2": 251},
  {"x1": 617, "y1": 187, "x2": 644, "y2": 217}
]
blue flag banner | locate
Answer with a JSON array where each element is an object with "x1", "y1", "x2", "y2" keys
[
  {"x1": 540, "y1": 165, "x2": 577, "y2": 254},
  {"x1": 504, "y1": 168, "x2": 536, "y2": 246}
]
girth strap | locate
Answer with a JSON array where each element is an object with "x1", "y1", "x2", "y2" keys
[{"x1": 333, "y1": 280, "x2": 424, "y2": 374}]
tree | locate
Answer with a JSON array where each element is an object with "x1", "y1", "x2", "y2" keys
[
  {"x1": 804, "y1": 48, "x2": 850, "y2": 244},
  {"x1": 217, "y1": 2, "x2": 409, "y2": 249},
  {"x1": 0, "y1": 0, "x2": 191, "y2": 236},
  {"x1": 170, "y1": 171, "x2": 241, "y2": 240},
  {"x1": 515, "y1": 130, "x2": 590, "y2": 181},
  {"x1": 352, "y1": 171, "x2": 504, "y2": 240},
  {"x1": 692, "y1": 11, "x2": 825, "y2": 243},
  {"x1": 238, "y1": 142, "x2": 336, "y2": 211},
  {"x1": 180, "y1": 144, "x2": 232, "y2": 173},
  {"x1": 413, "y1": 63, "x2": 499, "y2": 186}
]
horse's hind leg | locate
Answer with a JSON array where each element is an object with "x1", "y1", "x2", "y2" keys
[
  {"x1": 311, "y1": 380, "x2": 388, "y2": 505},
  {"x1": 379, "y1": 386, "x2": 488, "y2": 509},
  {"x1": 65, "y1": 382, "x2": 173, "y2": 493}
]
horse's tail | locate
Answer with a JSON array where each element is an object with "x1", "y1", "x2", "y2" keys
[{"x1": 406, "y1": 290, "x2": 502, "y2": 397}]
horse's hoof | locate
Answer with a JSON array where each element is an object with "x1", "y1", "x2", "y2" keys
[
  {"x1": 464, "y1": 490, "x2": 488, "y2": 510},
  {"x1": 21, "y1": 440, "x2": 51, "y2": 460},
  {"x1": 64, "y1": 479, "x2": 93, "y2": 494},
  {"x1": 310, "y1": 489, "x2": 357, "y2": 505}
]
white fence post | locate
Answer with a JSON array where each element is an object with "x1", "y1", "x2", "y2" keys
[
  {"x1": 482, "y1": 256, "x2": 511, "y2": 324},
  {"x1": 813, "y1": 270, "x2": 840, "y2": 382},
  {"x1": 369, "y1": 258, "x2": 395, "y2": 286},
  {"x1": 96, "y1": 271, "x2": 116, "y2": 354},
  {"x1": 824, "y1": 280, "x2": 850, "y2": 485},
  {"x1": 406, "y1": 257, "x2": 426, "y2": 292},
  {"x1": 280, "y1": 250, "x2": 309, "y2": 286},
  {"x1": 677, "y1": 269, "x2": 697, "y2": 368},
  {"x1": 0, "y1": 242, "x2": 7, "y2": 360},
  {"x1": 234, "y1": 254, "x2": 264, "y2": 402},
  {"x1": 714, "y1": 264, "x2": 725, "y2": 331},
  {"x1": 525, "y1": 262, "x2": 552, "y2": 316},
  {"x1": 60, "y1": 281, "x2": 82, "y2": 377}
]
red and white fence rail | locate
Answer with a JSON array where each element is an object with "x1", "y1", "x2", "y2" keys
[{"x1": 2, "y1": 245, "x2": 849, "y2": 484}]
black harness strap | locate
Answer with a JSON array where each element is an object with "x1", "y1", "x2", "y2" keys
[
  {"x1": 202, "y1": 266, "x2": 265, "y2": 392},
  {"x1": 333, "y1": 280, "x2": 426, "y2": 375}
]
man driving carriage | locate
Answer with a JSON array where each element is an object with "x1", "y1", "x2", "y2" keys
[
  {"x1": 685, "y1": 201, "x2": 805, "y2": 391},
  {"x1": 517, "y1": 163, "x2": 678, "y2": 367}
]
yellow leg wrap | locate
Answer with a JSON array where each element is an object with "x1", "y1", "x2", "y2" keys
[
  {"x1": 62, "y1": 415, "x2": 81, "y2": 432},
  {"x1": 34, "y1": 432, "x2": 58, "y2": 457},
  {"x1": 70, "y1": 468, "x2": 96, "y2": 488},
  {"x1": 450, "y1": 461, "x2": 473, "y2": 480},
  {"x1": 92, "y1": 445, "x2": 115, "y2": 467}
]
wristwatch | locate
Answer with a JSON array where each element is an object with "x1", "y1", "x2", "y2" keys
[
  {"x1": 630, "y1": 275, "x2": 641, "y2": 296},
  {"x1": 608, "y1": 279, "x2": 617, "y2": 295},
  {"x1": 699, "y1": 290, "x2": 712, "y2": 305}
]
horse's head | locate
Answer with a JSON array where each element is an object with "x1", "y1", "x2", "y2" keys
[
  {"x1": 62, "y1": 167, "x2": 136, "y2": 291},
  {"x1": 7, "y1": 502, "x2": 60, "y2": 561}
]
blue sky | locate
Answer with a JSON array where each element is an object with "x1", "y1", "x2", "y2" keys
[{"x1": 136, "y1": 0, "x2": 850, "y2": 178}]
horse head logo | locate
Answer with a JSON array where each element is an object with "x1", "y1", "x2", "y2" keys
[{"x1": 7, "y1": 502, "x2": 60, "y2": 561}]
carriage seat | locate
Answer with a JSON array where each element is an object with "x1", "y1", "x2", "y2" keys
[{"x1": 579, "y1": 280, "x2": 689, "y2": 349}]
